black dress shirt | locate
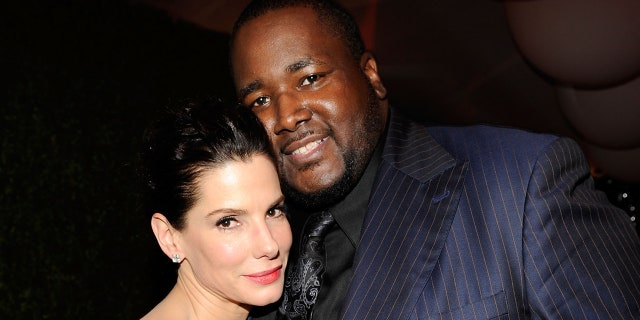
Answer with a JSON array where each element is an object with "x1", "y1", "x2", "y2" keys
[{"x1": 311, "y1": 145, "x2": 382, "y2": 320}]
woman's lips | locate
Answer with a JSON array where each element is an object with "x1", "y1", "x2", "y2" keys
[{"x1": 244, "y1": 265, "x2": 282, "y2": 285}]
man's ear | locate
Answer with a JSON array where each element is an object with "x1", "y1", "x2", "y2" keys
[
  {"x1": 360, "y1": 52, "x2": 388, "y2": 100},
  {"x1": 150, "y1": 213, "x2": 184, "y2": 261}
]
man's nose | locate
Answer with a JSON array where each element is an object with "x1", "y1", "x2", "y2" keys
[{"x1": 273, "y1": 93, "x2": 312, "y2": 134}]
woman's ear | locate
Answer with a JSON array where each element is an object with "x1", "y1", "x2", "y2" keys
[
  {"x1": 360, "y1": 52, "x2": 388, "y2": 100},
  {"x1": 150, "y1": 213, "x2": 184, "y2": 262}
]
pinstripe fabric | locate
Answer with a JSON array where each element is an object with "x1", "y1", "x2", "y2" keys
[{"x1": 340, "y1": 108, "x2": 640, "y2": 320}]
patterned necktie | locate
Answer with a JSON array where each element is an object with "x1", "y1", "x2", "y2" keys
[{"x1": 278, "y1": 211, "x2": 336, "y2": 320}]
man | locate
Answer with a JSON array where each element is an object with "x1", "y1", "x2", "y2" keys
[{"x1": 229, "y1": 0, "x2": 640, "y2": 319}]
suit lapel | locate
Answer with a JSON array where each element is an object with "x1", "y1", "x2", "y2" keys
[{"x1": 341, "y1": 109, "x2": 468, "y2": 320}]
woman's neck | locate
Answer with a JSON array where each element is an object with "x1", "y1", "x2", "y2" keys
[{"x1": 173, "y1": 270, "x2": 251, "y2": 320}]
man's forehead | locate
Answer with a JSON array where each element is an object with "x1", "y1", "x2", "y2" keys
[{"x1": 236, "y1": 6, "x2": 319, "y2": 35}]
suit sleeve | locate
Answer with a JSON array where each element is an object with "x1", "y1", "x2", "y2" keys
[{"x1": 522, "y1": 137, "x2": 640, "y2": 318}]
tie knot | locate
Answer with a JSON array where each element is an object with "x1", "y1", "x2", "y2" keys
[{"x1": 304, "y1": 211, "x2": 335, "y2": 238}]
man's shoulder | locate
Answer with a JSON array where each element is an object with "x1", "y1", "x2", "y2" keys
[
  {"x1": 427, "y1": 123, "x2": 565, "y2": 156},
  {"x1": 390, "y1": 107, "x2": 562, "y2": 149},
  {"x1": 427, "y1": 123, "x2": 559, "y2": 143},
  {"x1": 388, "y1": 107, "x2": 580, "y2": 165}
]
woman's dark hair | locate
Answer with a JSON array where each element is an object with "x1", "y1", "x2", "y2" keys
[
  {"x1": 231, "y1": 0, "x2": 365, "y2": 61},
  {"x1": 139, "y1": 97, "x2": 274, "y2": 230}
]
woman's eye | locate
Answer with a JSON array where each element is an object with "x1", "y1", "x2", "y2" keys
[
  {"x1": 267, "y1": 205, "x2": 287, "y2": 218},
  {"x1": 301, "y1": 74, "x2": 319, "y2": 86},
  {"x1": 216, "y1": 216, "x2": 239, "y2": 229}
]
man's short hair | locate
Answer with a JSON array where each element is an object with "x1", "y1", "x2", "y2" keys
[{"x1": 231, "y1": 0, "x2": 366, "y2": 60}]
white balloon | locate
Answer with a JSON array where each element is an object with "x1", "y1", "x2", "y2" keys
[
  {"x1": 557, "y1": 75, "x2": 640, "y2": 149},
  {"x1": 504, "y1": 0, "x2": 640, "y2": 87}
]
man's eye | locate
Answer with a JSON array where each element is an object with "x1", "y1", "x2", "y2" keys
[
  {"x1": 249, "y1": 97, "x2": 270, "y2": 108},
  {"x1": 301, "y1": 74, "x2": 319, "y2": 86},
  {"x1": 251, "y1": 96, "x2": 270, "y2": 108}
]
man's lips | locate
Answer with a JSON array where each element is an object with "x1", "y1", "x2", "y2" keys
[
  {"x1": 291, "y1": 137, "x2": 328, "y2": 156},
  {"x1": 244, "y1": 265, "x2": 283, "y2": 285},
  {"x1": 282, "y1": 133, "x2": 329, "y2": 156}
]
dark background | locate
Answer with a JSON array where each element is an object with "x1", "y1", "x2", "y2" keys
[
  {"x1": 2, "y1": 0, "x2": 234, "y2": 318},
  {"x1": 1, "y1": 0, "x2": 637, "y2": 319}
]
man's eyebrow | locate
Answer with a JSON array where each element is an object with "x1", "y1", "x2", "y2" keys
[
  {"x1": 286, "y1": 57, "x2": 323, "y2": 73},
  {"x1": 238, "y1": 58, "x2": 324, "y2": 100},
  {"x1": 238, "y1": 80, "x2": 262, "y2": 101}
]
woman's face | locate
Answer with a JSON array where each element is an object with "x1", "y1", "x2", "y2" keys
[{"x1": 176, "y1": 154, "x2": 292, "y2": 307}]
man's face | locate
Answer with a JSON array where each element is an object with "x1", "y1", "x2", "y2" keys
[{"x1": 231, "y1": 7, "x2": 388, "y2": 209}]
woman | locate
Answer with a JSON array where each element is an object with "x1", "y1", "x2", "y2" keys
[{"x1": 139, "y1": 98, "x2": 292, "y2": 320}]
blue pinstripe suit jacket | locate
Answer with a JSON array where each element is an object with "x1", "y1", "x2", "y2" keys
[{"x1": 339, "y1": 108, "x2": 640, "y2": 319}]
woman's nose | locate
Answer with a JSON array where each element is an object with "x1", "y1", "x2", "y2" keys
[{"x1": 254, "y1": 223, "x2": 279, "y2": 259}]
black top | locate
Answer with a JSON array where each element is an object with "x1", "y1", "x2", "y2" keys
[{"x1": 312, "y1": 144, "x2": 382, "y2": 320}]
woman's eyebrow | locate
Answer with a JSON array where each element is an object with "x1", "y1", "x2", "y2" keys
[{"x1": 206, "y1": 208, "x2": 246, "y2": 217}]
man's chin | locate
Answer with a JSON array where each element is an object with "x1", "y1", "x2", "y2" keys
[
  {"x1": 281, "y1": 174, "x2": 354, "y2": 212},
  {"x1": 279, "y1": 147, "x2": 366, "y2": 211}
]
